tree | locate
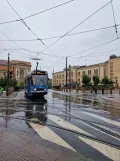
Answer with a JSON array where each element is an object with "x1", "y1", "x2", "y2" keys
[
  {"x1": 93, "y1": 75, "x2": 100, "y2": 85},
  {"x1": 101, "y1": 76, "x2": 109, "y2": 85},
  {"x1": 108, "y1": 79, "x2": 114, "y2": 85},
  {"x1": 82, "y1": 75, "x2": 91, "y2": 86}
]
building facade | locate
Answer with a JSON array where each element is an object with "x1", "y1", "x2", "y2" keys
[
  {"x1": 52, "y1": 55, "x2": 120, "y2": 87},
  {"x1": 0, "y1": 59, "x2": 31, "y2": 82}
]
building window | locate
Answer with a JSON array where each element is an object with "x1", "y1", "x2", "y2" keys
[
  {"x1": 94, "y1": 69, "x2": 98, "y2": 75},
  {"x1": 110, "y1": 62, "x2": 113, "y2": 66},
  {"x1": 71, "y1": 72, "x2": 73, "y2": 77},
  {"x1": 62, "y1": 74, "x2": 64, "y2": 77},
  {"x1": 20, "y1": 70, "x2": 24, "y2": 80},
  {"x1": 77, "y1": 72, "x2": 80, "y2": 76},
  {"x1": 110, "y1": 73, "x2": 114, "y2": 76},
  {"x1": 88, "y1": 70, "x2": 91, "y2": 75},
  {"x1": 90, "y1": 70, "x2": 91, "y2": 75},
  {"x1": 110, "y1": 77, "x2": 114, "y2": 81},
  {"x1": 82, "y1": 71, "x2": 85, "y2": 75},
  {"x1": 78, "y1": 79, "x2": 80, "y2": 82}
]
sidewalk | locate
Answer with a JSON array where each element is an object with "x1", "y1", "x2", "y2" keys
[
  {"x1": 52, "y1": 89, "x2": 120, "y2": 103},
  {"x1": 0, "y1": 126, "x2": 92, "y2": 161}
]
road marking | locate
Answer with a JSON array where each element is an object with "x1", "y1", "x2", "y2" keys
[
  {"x1": 62, "y1": 112, "x2": 120, "y2": 141},
  {"x1": 79, "y1": 136, "x2": 120, "y2": 161},
  {"x1": 81, "y1": 111, "x2": 120, "y2": 128},
  {"x1": 93, "y1": 123, "x2": 120, "y2": 136},
  {"x1": 48, "y1": 114, "x2": 93, "y2": 137},
  {"x1": 29, "y1": 122, "x2": 76, "y2": 152}
]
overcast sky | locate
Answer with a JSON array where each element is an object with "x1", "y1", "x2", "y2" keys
[{"x1": 0, "y1": 0, "x2": 120, "y2": 78}]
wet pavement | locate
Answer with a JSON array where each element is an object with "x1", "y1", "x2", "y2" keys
[{"x1": 0, "y1": 90, "x2": 120, "y2": 161}]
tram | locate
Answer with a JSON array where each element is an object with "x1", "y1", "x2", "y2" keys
[{"x1": 24, "y1": 70, "x2": 48, "y2": 97}]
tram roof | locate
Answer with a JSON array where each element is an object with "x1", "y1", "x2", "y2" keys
[{"x1": 26, "y1": 70, "x2": 47, "y2": 77}]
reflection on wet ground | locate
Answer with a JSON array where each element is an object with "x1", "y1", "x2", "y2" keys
[
  {"x1": 0, "y1": 90, "x2": 120, "y2": 161},
  {"x1": 0, "y1": 98, "x2": 48, "y2": 133},
  {"x1": 51, "y1": 92, "x2": 120, "y2": 118}
]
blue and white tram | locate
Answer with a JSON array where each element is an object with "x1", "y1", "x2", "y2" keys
[{"x1": 24, "y1": 70, "x2": 48, "y2": 97}]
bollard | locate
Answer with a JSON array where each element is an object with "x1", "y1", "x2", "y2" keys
[
  {"x1": 95, "y1": 88, "x2": 97, "y2": 94},
  {"x1": 110, "y1": 88, "x2": 112, "y2": 94},
  {"x1": 76, "y1": 88, "x2": 78, "y2": 93},
  {"x1": 66, "y1": 87, "x2": 68, "y2": 92},
  {"x1": 69, "y1": 87, "x2": 71, "y2": 93},
  {"x1": 90, "y1": 87, "x2": 92, "y2": 93},
  {"x1": 119, "y1": 88, "x2": 120, "y2": 95},
  {"x1": 102, "y1": 88, "x2": 104, "y2": 94},
  {"x1": 82, "y1": 87, "x2": 84, "y2": 93}
]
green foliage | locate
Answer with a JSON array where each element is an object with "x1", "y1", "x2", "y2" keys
[
  {"x1": 19, "y1": 81, "x2": 24, "y2": 88},
  {"x1": 108, "y1": 79, "x2": 114, "y2": 85},
  {"x1": 93, "y1": 75, "x2": 100, "y2": 85},
  {"x1": 82, "y1": 75, "x2": 91, "y2": 86},
  {"x1": 101, "y1": 76, "x2": 114, "y2": 85},
  {"x1": 0, "y1": 77, "x2": 17, "y2": 88},
  {"x1": 101, "y1": 76, "x2": 109, "y2": 85}
]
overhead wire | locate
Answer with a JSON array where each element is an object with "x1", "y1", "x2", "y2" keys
[
  {"x1": 0, "y1": 44, "x2": 32, "y2": 58},
  {"x1": 70, "y1": 37, "x2": 119, "y2": 57},
  {"x1": 0, "y1": 29, "x2": 59, "y2": 58},
  {"x1": 110, "y1": 0, "x2": 118, "y2": 39},
  {"x1": 5, "y1": 0, "x2": 60, "y2": 59},
  {"x1": 0, "y1": 24, "x2": 119, "y2": 42},
  {"x1": 46, "y1": 57, "x2": 65, "y2": 69},
  {"x1": 36, "y1": 0, "x2": 112, "y2": 57},
  {"x1": 0, "y1": 30, "x2": 23, "y2": 49},
  {"x1": 68, "y1": 37, "x2": 120, "y2": 65},
  {"x1": 85, "y1": 37, "x2": 120, "y2": 58},
  {"x1": 0, "y1": 0, "x2": 75, "y2": 25}
]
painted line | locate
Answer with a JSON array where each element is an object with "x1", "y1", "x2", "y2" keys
[
  {"x1": 29, "y1": 122, "x2": 76, "y2": 152},
  {"x1": 48, "y1": 114, "x2": 93, "y2": 137},
  {"x1": 67, "y1": 112, "x2": 120, "y2": 141},
  {"x1": 79, "y1": 136, "x2": 120, "y2": 161},
  {"x1": 93, "y1": 123, "x2": 120, "y2": 136},
  {"x1": 81, "y1": 111, "x2": 120, "y2": 128}
]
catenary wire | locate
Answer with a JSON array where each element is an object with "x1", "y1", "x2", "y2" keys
[
  {"x1": 36, "y1": 0, "x2": 113, "y2": 57},
  {"x1": 70, "y1": 37, "x2": 119, "y2": 57},
  {"x1": 0, "y1": 24, "x2": 119, "y2": 42},
  {"x1": 5, "y1": 0, "x2": 60, "y2": 59},
  {"x1": 110, "y1": 0, "x2": 118, "y2": 38},
  {"x1": 70, "y1": 37, "x2": 120, "y2": 65},
  {"x1": 0, "y1": 0, "x2": 75, "y2": 25}
]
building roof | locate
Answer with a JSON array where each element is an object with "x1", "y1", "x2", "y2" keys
[
  {"x1": 0, "y1": 59, "x2": 31, "y2": 66},
  {"x1": 0, "y1": 59, "x2": 10, "y2": 65}
]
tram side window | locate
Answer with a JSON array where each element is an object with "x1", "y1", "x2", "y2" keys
[{"x1": 27, "y1": 78, "x2": 30, "y2": 86}]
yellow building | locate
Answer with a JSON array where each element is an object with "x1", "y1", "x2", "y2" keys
[
  {"x1": 107, "y1": 55, "x2": 120, "y2": 87},
  {"x1": 52, "y1": 55, "x2": 120, "y2": 88}
]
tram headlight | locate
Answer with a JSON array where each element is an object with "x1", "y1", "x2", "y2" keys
[{"x1": 34, "y1": 88, "x2": 36, "y2": 91}]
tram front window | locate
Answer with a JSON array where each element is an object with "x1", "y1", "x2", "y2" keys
[{"x1": 32, "y1": 75, "x2": 47, "y2": 86}]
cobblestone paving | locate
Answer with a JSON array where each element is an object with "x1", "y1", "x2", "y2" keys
[{"x1": 0, "y1": 128, "x2": 93, "y2": 161}]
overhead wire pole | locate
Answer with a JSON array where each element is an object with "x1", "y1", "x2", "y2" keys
[
  {"x1": 7, "y1": 53, "x2": 10, "y2": 96},
  {"x1": 66, "y1": 57, "x2": 68, "y2": 92}
]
